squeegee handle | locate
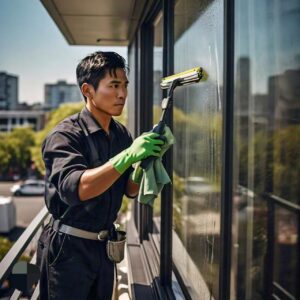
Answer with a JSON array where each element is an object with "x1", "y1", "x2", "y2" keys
[
  {"x1": 140, "y1": 121, "x2": 165, "y2": 169},
  {"x1": 153, "y1": 120, "x2": 165, "y2": 134}
]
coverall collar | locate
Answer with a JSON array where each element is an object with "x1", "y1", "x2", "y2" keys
[{"x1": 80, "y1": 106, "x2": 116, "y2": 135}]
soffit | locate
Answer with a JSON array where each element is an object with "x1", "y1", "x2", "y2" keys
[{"x1": 41, "y1": 0, "x2": 147, "y2": 46}]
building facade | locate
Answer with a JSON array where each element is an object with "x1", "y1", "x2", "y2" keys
[
  {"x1": 42, "y1": 1, "x2": 300, "y2": 299},
  {"x1": 0, "y1": 72, "x2": 18, "y2": 110},
  {"x1": 45, "y1": 80, "x2": 82, "y2": 109},
  {"x1": 0, "y1": 111, "x2": 45, "y2": 132}
]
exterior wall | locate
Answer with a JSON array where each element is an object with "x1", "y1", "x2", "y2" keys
[{"x1": 45, "y1": 80, "x2": 82, "y2": 109}]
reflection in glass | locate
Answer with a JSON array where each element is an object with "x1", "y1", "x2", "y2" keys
[
  {"x1": 173, "y1": 0, "x2": 223, "y2": 298},
  {"x1": 233, "y1": 0, "x2": 300, "y2": 299},
  {"x1": 274, "y1": 208, "x2": 298, "y2": 296},
  {"x1": 153, "y1": 12, "x2": 163, "y2": 227}
]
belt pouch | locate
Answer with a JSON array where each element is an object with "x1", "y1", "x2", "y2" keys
[{"x1": 106, "y1": 230, "x2": 126, "y2": 263}]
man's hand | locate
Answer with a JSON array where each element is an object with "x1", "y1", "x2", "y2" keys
[
  {"x1": 109, "y1": 132, "x2": 164, "y2": 174},
  {"x1": 127, "y1": 132, "x2": 164, "y2": 163}
]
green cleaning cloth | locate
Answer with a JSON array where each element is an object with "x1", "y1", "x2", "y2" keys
[{"x1": 137, "y1": 125, "x2": 175, "y2": 207}]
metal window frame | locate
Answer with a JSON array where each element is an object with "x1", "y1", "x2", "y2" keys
[
  {"x1": 137, "y1": 19, "x2": 155, "y2": 242},
  {"x1": 219, "y1": 0, "x2": 235, "y2": 299},
  {"x1": 133, "y1": 0, "x2": 176, "y2": 294},
  {"x1": 159, "y1": 0, "x2": 174, "y2": 288},
  {"x1": 130, "y1": 0, "x2": 161, "y2": 241}
]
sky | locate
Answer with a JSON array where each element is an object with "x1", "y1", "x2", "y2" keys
[{"x1": 0, "y1": 0, "x2": 127, "y2": 104}]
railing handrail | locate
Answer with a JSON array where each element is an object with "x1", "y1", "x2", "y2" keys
[
  {"x1": 10, "y1": 253, "x2": 37, "y2": 300},
  {"x1": 0, "y1": 206, "x2": 49, "y2": 284}
]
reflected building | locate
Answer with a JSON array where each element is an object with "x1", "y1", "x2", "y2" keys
[
  {"x1": 269, "y1": 69, "x2": 300, "y2": 129},
  {"x1": 236, "y1": 57, "x2": 250, "y2": 115}
]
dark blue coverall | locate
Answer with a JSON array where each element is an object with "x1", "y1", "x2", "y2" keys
[{"x1": 36, "y1": 106, "x2": 133, "y2": 300}]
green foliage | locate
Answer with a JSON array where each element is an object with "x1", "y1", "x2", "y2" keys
[
  {"x1": 165, "y1": 104, "x2": 222, "y2": 185},
  {"x1": 0, "y1": 237, "x2": 12, "y2": 261},
  {"x1": 237, "y1": 124, "x2": 300, "y2": 203},
  {"x1": 0, "y1": 127, "x2": 35, "y2": 177},
  {"x1": 0, "y1": 237, "x2": 30, "y2": 262},
  {"x1": 172, "y1": 171, "x2": 185, "y2": 239},
  {"x1": 31, "y1": 102, "x2": 85, "y2": 175},
  {"x1": 273, "y1": 125, "x2": 300, "y2": 203}
]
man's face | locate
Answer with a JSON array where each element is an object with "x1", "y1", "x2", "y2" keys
[{"x1": 91, "y1": 68, "x2": 128, "y2": 116}]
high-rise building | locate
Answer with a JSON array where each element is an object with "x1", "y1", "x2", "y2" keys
[
  {"x1": 45, "y1": 80, "x2": 82, "y2": 109},
  {"x1": 269, "y1": 69, "x2": 300, "y2": 129},
  {"x1": 0, "y1": 72, "x2": 18, "y2": 110}
]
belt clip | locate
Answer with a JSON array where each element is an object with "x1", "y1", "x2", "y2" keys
[
  {"x1": 52, "y1": 219, "x2": 61, "y2": 232},
  {"x1": 97, "y1": 231, "x2": 107, "y2": 241}
]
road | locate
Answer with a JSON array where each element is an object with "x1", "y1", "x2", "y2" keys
[{"x1": 0, "y1": 182, "x2": 45, "y2": 228}]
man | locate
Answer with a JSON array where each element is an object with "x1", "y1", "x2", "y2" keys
[{"x1": 37, "y1": 51, "x2": 164, "y2": 299}]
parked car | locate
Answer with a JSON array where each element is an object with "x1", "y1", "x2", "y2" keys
[
  {"x1": 10, "y1": 180, "x2": 45, "y2": 196},
  {"x1": 184, "y1": 176, "x2": 214, "y2": 195},
  {"x1": 184, "y1": 177, "x2": 219, "y2": 210}
]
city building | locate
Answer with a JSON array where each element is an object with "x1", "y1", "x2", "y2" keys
[
  {"x1": 0, "y1": 110, "x2": 45, "y2": 132},
  {"x1": 0, "y1": 72, "x2": 18, "y2": 110},
  {"x1": 45, "y1": 80, "x2": 82, "y2": 109}
]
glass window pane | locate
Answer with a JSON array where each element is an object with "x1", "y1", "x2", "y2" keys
[
  {"x1": 173, "y1": 0, "x2": 223, "y2": 298},
  {"x1": 233, "y1": 0, "x2": 300, "y2": 299}
]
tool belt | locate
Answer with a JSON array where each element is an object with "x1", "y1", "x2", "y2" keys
[
  {"x1": 49, "y1": 218, "x2": 109, "y2": 241},
  {"x1": 49, "y1": 218, "x2": 126, "y2": 263}
]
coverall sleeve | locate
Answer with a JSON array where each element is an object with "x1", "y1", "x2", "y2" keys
[
  {"x1": 123, "y1": 130, "x2": 137, "y2": 199},
  {"x1": 42, "y1": 131, "x2": 88, "y2": 206}
]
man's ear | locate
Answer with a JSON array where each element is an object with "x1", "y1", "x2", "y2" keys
[{"x1": 81, "y1": 83, "x2": 94, "y2": 100}]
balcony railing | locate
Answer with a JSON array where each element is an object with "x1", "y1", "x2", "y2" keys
[{"x1": 0, "y1": 206, "x2": 49, "y2": 299}]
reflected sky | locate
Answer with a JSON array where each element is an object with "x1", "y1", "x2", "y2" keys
[{"x1": 236, "y1": 0, "x2": 300, "y2": 94}]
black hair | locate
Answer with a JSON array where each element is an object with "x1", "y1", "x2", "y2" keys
[{"x1": 76, "y1": 51, "x2": 128, "y2": 101}]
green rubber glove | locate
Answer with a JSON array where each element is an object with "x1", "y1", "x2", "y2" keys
[{"x1": 109, "y1": 132, "x2": 164, "y2": 174}]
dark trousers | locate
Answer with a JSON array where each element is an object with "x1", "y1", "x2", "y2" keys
[{"x1": 36, "y1": 224, "x2": 114, "y2": 300}]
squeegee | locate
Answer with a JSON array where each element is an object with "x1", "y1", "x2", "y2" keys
[{"x1": 141, "y1": 67, "x2": 208, "y2": 169}]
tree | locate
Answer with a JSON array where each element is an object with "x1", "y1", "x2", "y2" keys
[
  {"x1": 273, "y1": 124, "x2": 300, "y2": 203},
  {"x1": 0, "y1": 127, "x2": 35, "y2": 178},
  {"x1": 31, "y1": 102, "x2": 85, "y2": 176}
]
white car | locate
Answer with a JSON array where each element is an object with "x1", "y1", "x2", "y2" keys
[
  {"x1": 184, "y1": 176, "x2": 214, "y2": 195},
  {"x1": 11, "y1": 180, "x2": 45, "y2": 196}
]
